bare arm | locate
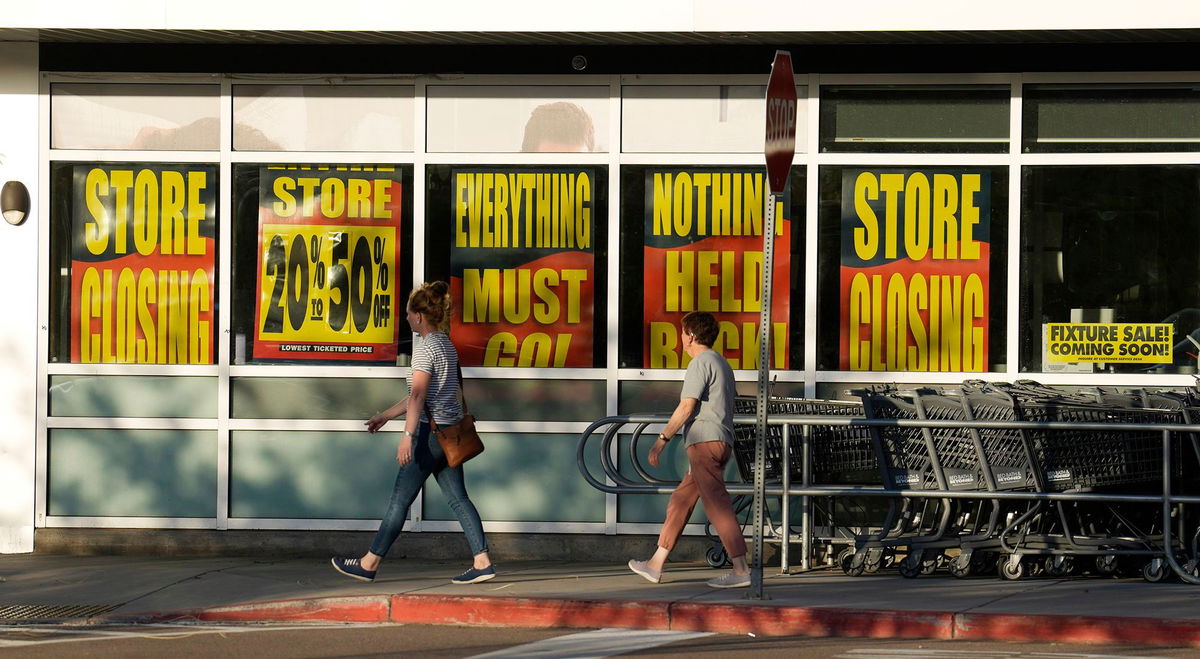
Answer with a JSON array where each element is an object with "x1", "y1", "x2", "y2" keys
[{"x1": 648, "y1": 397, "x2": 698, "y2": 467}]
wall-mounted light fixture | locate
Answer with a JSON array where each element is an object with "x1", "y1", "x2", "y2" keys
[{"x1": 1, "y1": 181, "x2": 29, "y2": 226}]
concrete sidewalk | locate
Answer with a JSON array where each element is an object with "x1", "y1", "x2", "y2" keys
[{"x1": 2, "y1": 554, "x2": 1200, "y2": 648}]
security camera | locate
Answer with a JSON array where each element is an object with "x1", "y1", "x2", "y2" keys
[{"x1": 571, "y1": 55, "x2": 588, "y2": 71}]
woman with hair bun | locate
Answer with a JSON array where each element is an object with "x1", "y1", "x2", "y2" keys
[{"x1": 332, "y1": 281, "x2": 495, "y2": 585}]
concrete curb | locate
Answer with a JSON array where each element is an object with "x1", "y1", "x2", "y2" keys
[{"x1": 99, "y1": 593, "x2": 1200, "y2": 648}]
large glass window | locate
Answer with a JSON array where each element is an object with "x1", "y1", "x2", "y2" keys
[
  {"x1": 230, "y1": 164, "x2": 414, "y2": 365},
  {"x1": 1023, "y1": 84, "x2": 1200, "y2": 153},
  {"x1": 820, "y1": 85, "x2": 1009, "y2": 154},
  {"x1": 425, "y1": 165, "x2": 609, "y2": 368},
  {"x1": 1020, "y1": 166, "x2": 1200, "y2": 374},
  {"x1": 619, "y1": 166, "x2": 805, "y2": 370},
  {"x1": 816, "y1": 166, "x2": 1009, "y2": 372},
  {"x1": 47, "y1": 162, "x2": 219, "y2": 364}
]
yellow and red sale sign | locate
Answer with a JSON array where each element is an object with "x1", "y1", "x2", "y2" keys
[
  {"x1": 70, "y1": 164, "x2": 216, "y2": 364},
  {"x1": 643, "y1": 169, "x2": 791, "y2": 370},
  {"x1": 254, "y1": 166, "x2": 402, "y2": 362},
  {"x1": 840, "y1": 169, "x2": 990, "y2": 372},
  {"x1": 451, "y1": 168, "x2": 595, "y2": 367}
]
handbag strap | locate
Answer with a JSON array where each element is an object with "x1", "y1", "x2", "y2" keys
[{"x1": 422, "y1": 364, "x2": 468, "y2": 432}]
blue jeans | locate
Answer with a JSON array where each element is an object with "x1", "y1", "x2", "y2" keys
[{"x1": 369, "y1": 421, "x2": 489, "y2": 558}]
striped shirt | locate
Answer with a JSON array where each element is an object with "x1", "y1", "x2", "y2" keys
[{"x1": 409, "y1": 331, "x2": 463, "y2": 426}]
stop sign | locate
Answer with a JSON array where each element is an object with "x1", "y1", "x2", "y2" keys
[{"x1": 764, "y1": 50, "x2": 797, "y2": 195}]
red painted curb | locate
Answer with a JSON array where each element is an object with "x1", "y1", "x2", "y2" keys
[
  {"x1": 99, "y1": 593, "x2": 1200, "y2": 648},
  {"x1": 105, "y1": 595, "x2": 392, "y2": 624},
  {"x1": 954, "y1": 612, "x2": 1200, "y2": 648},
  {"x1": 388, "y1": 594, "x2": 672, "y2": 630},
  {"x1": 668, "y1": 602, "x2": 955, "y2": 639}
]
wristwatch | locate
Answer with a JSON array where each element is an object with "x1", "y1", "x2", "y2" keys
[
  {"x1": 658, "y1": 433, "x2": 669, "y2": 441},
  {"x1": 403, "y1": 429, "x2": 413, "y2": 437}
]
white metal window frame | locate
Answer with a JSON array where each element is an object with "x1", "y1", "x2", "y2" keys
[{"x1": 36, "y1": 70, "x2": 1200, "y2": 536}]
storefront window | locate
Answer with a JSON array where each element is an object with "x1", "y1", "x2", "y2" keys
[
  {"x1": 1023, "y1": 84, "x2": 1200, "y2": 153},
  {"x1": 816, "y1": 166, "x2": 1009, "y2": 372},
  {"x1": 1020, "y1": 166, "x2": 1200, "y2": 374},
  {"x1": 425, "y1": 165, "x2": 609, "y2": 368},
  {"x1": 426, "y1": 86, "x2": 609, "y2": 153},
  {"x1": 47, "y1": 162, "x2": 219, "y2": 364},
  {"x1": 230, "y1": 164, "x2": 414, "y2": 365},
  {"x1": 820, "y1": 85, "x2": 1009, "y2": 153},
  {"x1": 621, "y1": 84, "x2": 807, "y2": 153},
  {"x1": 232, "y1": 84, "x2": 415, "y2": 152},
  {"x1": 51, "y1": 83, "x2": 221, "y2": 150},
  {"x1": 618, "y1": 166, "x2": 805, "y2": 370}
]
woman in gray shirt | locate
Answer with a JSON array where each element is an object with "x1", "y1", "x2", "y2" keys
[{"x1": 627, "y1": 311, "x2": 751, "y2": 588}]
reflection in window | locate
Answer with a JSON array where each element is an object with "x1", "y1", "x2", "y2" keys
[
  {"x1": 232, "y1": 85, "x2": 415, "y2": 152},
  {"x1": 51, "y1": 83, "x2": 221, "y2": 150},
  {"x1": 1020, "y1": 166, "x2": 1200, "y2": 374},
  {"x1": 426, "y1": 86, "x2": 609, "y2": 153}
]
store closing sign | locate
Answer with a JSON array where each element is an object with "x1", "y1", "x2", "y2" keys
[
  {"x1": 254, "y1": 166, "x2": 402, "y2": 362},
  {"x1": 840, "y1": 169, "x2": 991, "y2": 372},
  {"x1": 71, "y1": 164, "x2": 216, "y2": 364}
]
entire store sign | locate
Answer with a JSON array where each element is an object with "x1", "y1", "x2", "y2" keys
[
  {"x1": 643, "y1": 168, "x2": 791, "y2": 370},
  {"x1": 254, "y1": 166, "x2": 402, "y2": 362},
  {"x1": 70, "y1": 163, "x2": 216, "y2": 364},
  {"x1": 839, "y1": 168, "x2": 991, "y2": 372},
  {"x1": 450, "y1": 167, "x2": 596, "y2": 367}
]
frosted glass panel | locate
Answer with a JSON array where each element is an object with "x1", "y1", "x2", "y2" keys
[
  {"x1": 230, "y1": 431, "x2": 397, "y2": 519},
  {"x1": 427, "y1": 86, "x2": 609, "y2": 152},
  {"x1": 231, "y1": 377, "x2": 408, "y2": 420},
  {"x1": 48, "y1": 429, "x2": 216, "y2": 517},
  {"x1": 424, "y1": 433, "x2": 605, "y2": 523},
  {"x1": 622, "y1": 85, "x2": 806, "y2": 153},
  {"x1": 51, "y1": 83, "x2": 220, "y2": 150},
  {"x1": 49, "y1": 376, "x2": 216, "y2": 418},
  {"x1": 233, "y1": 85, "x2": 414, "y2": 152}
]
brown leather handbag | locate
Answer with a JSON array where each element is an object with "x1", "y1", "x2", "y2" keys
[{"x1": 424, "y1": 366, "x2": 483, "y2": 468}]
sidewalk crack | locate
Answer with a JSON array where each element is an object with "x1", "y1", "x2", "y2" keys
[{"x1": 115, "y1": 560, "x2": 266, "y2": 611}]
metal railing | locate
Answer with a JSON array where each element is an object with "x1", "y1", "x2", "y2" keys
[{"x1": 577, "y1": 413, "x2": 1200, "y2": 597}]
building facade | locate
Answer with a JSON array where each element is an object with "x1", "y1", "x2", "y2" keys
[{"x1": 3, "y1": 2, "x2": 1200, "y2": 553}]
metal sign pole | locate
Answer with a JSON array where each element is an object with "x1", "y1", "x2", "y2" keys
[{"x1": 749, "y1": 192, "x2": 776, "y2": 600}]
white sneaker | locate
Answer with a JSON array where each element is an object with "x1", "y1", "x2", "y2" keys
[
  {"x1": 627, "y1": 559, "x2": 662, "y2": 584},
  {"x1": 706, "y1": 571, "x2": 750, "y2": 588}
]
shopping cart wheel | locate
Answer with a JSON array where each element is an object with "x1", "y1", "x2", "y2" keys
[
  {"x1": 1094, "y1": 554, "x2": 1120, "y2": 576},
  {"x1": 1043, "y1": 555, "x2": 1076, "y2": 577},
  {"x1": 706, "y1": 546, "x2": 730, "y2": 569},
  {"x1": 862, "y1": 547, "x2": 885, "y2": 574},
  {"x1": 840, "y1": 549, "x2": 867, "y2": 577},
  {"x1": 1142, "y1": 558, "x2": 1170, "y2": 583},
  {"x1": 898, "y1": 555, "x2": 921, "y2": 579},
  {"x1": 949, "y1": 554, "x2": 973, "y2": 579},
  {"x1": 919, "y1": 555, "x2": 941, "y2": 576},
  {"x1": 998, "y1": 555, "x2": 1027, "y2": 581}
]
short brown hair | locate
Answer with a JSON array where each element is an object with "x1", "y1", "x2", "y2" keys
[{"x1": 681, "y1": 311, "x2": 719, "y2": 348}]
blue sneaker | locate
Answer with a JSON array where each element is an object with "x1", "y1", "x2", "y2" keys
[
  {"x1": 331, "y1": 556, "x2": 376, "y2": 582},
  {"x1": 451, "y1": 565, "x2": 496, "y2": 584}
]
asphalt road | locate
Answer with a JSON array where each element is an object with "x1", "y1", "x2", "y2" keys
[{"x1": 0, "y1": 623, "x2": 1195, "y2": 658}]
